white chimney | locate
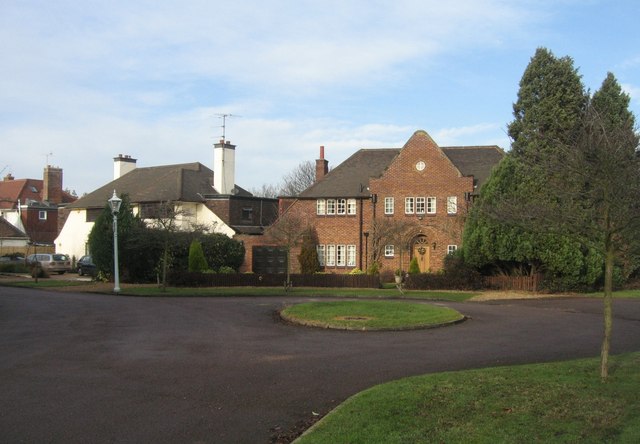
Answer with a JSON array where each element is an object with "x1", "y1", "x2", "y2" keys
[
  {"x1": 113, "y1": 154, "x2": 137, "y2": 180},
  {"x1": 213, "y1": 140, "x2": 236, "y2": 194}
]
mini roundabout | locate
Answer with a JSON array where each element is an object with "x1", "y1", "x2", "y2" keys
[{"x1": 279, "y1": 300, "x2": 466, "y2": 331}]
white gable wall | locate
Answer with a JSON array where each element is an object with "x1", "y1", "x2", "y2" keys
[{"x1": 55, "y1": 203, "x2": 236, "y2": 261}]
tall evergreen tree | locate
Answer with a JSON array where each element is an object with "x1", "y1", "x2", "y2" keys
[
  {"x1": 88, "y1": 194, "x2": 145, "y2": 280},
  {"x1": 464, "y1": 48, "x2": 599, "y2": 289}
]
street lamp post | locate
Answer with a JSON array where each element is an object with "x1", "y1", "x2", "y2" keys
[{"x1": 108, "y1": 190, "x2": 122, "y2": 294}]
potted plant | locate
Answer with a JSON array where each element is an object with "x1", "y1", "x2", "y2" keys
[{"x1": 394, "y1": 268, "x2": 403, "y2": 284}]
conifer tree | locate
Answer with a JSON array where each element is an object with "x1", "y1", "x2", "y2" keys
[{"x1": 464, "y1": 48, "x2": 600, "y2": 290}]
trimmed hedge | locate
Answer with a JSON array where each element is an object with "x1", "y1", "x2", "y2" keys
[
  {"x1": 404, "y1": 271, "x2": 484, "y2": 291},
  {"x1": 168, "y1": 272, "x2": 381, "y2": 288}
]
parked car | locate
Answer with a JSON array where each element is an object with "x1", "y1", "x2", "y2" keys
[
  {"x1": 76, "y1": 255, "x2": 96, "y2": 276},
  {"x1": 26, "y1": 253, "x2": 72, "y2": 274},
  {"x1": 0, "y1": 255, "x2": 25, "y2": 263}
]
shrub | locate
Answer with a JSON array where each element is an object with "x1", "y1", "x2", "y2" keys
[
  {"x1": 188, "y1": 240, "x2": 209, "y2": 272},
  {"x1": 349, "y1": 268, "x2": 365, "y2": 275},
  {"x1": 408, "y1": 257, "x2": 420, "y2": 274},
  {"x1": 218, "y1": 265, "x2": 235, "y2": 274},
  {"x1": 298, "y1": 228, "x2": 321, "y2": 274}
]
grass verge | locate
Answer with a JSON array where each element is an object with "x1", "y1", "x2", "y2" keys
[
  {"x1": 0, "y1": 279, "x2": 475, "y2": 301},
  {"x1": 280, "y1": 300, "x2": 464, "y2": 330},
  {"x1": 296, "y1": 353, "x2": 640, "y2": 443}
]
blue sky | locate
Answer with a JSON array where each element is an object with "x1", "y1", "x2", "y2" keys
[{"x1": 1, "y1": 0, "x2": 639, "y2": 195}]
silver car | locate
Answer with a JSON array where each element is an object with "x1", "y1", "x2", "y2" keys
[{"x1": 26, "y1": 253, "x2": 72, "y2": 274}]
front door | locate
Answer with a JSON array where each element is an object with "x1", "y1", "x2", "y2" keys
[{"x1": 412, "y1": 237, "x2": 430, "y2": 273}]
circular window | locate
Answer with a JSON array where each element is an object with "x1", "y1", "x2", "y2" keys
[{"x1": 416, "y1": 161, "x2": 426, "y2": 171}]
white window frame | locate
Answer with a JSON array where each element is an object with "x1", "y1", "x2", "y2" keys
[
  {"x1": 346, "y1": 245, "x2": 356, "y2": 267},
  {"x1": 38, "y1": 210, "x2": 47, "y2": 220},
  {"x1": 427, "y1": 197, "x2": 436, "y2": 214},
  {"x1": 384, "y1": 197, "x2": 394, "y2": 215},
  {"x1": 326, "y1": 244, "x2": 336, "y2": 266},
  {"x1": 316, "y1": 199, "x2": 326, "y2": 215},
  {"x1": 384, "y1": 245, "x2": 395, "y2": 257},
  {"x1": 347, "y1": 199, "x2": 356, "y2": 215},
  {"x1": 416, "y1": 197, "x2": 426, "y2": 214},
  {"x1": 317, "y1": 245, "x2": 325, "y2": 266},
  {"x1": 337, "y1": 245, "x2": 346, "y2": 266},
  {"x1": 447, "y1": 245, "x2": 458, "y2": 255},
  {"x1": 404, "y1": 197, "x2": 415, "y2": 214},
  {"x1": 447, "y1": 196, "x2": 458, "y2": 214},
  {"x1": 337, "y1": 198, "x2": 346, "y2": 215},
  {"x1": 326, "y1": 199, "x2": 336, "y2": 215}
]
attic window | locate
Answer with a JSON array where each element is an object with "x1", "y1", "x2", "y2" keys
[{"x1": 30, "y1": 186, "x2": 38, "y2": 193}]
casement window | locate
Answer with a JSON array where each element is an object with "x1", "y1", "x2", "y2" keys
[
  {"x1": 337, "y1": 245, "x2": 346, "y2": 266},
  {"x1": 316, "y1": 245, "x2": 325, "y2": 266},
  {"x1": 384, "y1": 197, "x2": 394, "y2": 215},
  {"x1": 404, "y1": 197, "x2": 415, "y2": 214},
  {"x1": 447, "y1": 245, "x2": 458, "y2": 255},
  {"x1": 316, "y1": 199, "x2": 326, "y2": 215},
  {"x1": 327, "y1": 199, "x2": 336, "y2": 215},
  {"x1": 427, "y1": 197, "x2": 436, "y2": 214},
  {"x1": 384, "y1": 245, "x2": 395, "y2": 257},
  {"x1": 416, "y1": 197, "x2": 426, "y2": 214},
  {"x1": 38, "y1": 210, "x2": 47, "y2": 220},
  {"x1": 447, "y1": 196, "x2": 458, "y2": 214},
  {"x1": 347, "y1": 199, "x2": 357, "y2": 215},
  {"x1": 337, "y1": 199, "x2": 346, "y2": 215},
  {"x1": 326, "y1": 245, "x2": 336, "y2": 266},
  {"x1": 347, "y1": 245, "x2": 356, "y2": 267}
]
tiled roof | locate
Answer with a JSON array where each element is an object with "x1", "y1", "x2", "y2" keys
[
  {"x1": 67, "y1": 162, "x2": 251, "y2": 209},
  {"x1": 297, "y1": 143, "x2": 504, "y2": 199},
  {"x1": 0, "y1": 217, "x2": 28, "y2": 238},
  {"x1": 441, "y1": 145, "x2": 505, "y2": 190},
  {"x1": 298, "y1": 149, "x2": 400, "y2": 198},
  {"x1": 0, "y1": 178, "x2": 76, "y2": 209}
]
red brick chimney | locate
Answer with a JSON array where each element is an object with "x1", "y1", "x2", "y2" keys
[
  {"x1": 43, "y1": 165, "x2": 63, "y2": 204},
  {"x1": 315, "y1": 146, "x2": 329, "y2": 182}
]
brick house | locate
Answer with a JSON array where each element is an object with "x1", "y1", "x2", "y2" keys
[
  {"x1": 0, "y1": 167, "x2": 76, "y2": 250},
  {"x1": 271, "y1": 130, "x2": 504, "y2": 274}
]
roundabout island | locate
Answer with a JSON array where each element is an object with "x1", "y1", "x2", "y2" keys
[{"x1": 279, "y1": 300, "x2": 466, "y2": 331}]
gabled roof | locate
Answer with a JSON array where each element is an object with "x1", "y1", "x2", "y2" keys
[
  {"x1": 441, "y1": 146, "x2": 505, "y2": 189},
  {"x1": 67, "y1": 162, "x2": 252, "y2": 209},
  {"x1": 299, "y1": 149, "x2": 400, "y2": 198},
  {"x1": 0, "y1": 178, "x2": 76, "y2": 209},
  {"x1": 0, "y1": 217, "x2": 29, "y2": 239},
  {"x1": 297, "y1": 139, "x2": 504, "y2": 199}
]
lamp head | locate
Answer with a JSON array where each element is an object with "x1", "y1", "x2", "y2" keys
[{"x1": 108, "y1": 190, "x2": 122, "y2": 214}]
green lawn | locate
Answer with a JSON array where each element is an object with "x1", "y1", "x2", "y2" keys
[
  {"x1": 0, "y1": 279, "x2": 478, "y2": 301},
  {"x1": 280, "y1": 300, "x2": 464, "y2": 330},
  {"x1": 297, "y1": 353, "x2": 640, "y2": 443}
]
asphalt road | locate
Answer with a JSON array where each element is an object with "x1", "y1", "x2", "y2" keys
[{"x1": 1, "y1": 287, "x2": 639, "y2": 443}]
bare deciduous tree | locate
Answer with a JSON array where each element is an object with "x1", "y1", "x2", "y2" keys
[
  {"x1": 265, "y1": 209, "x2": 311, "y2": 290},
  {"x1": 251, "y1": 161, "x2": 316, "y2": 198}
]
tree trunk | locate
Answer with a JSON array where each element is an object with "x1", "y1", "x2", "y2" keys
[
  {"x1": 161, "y1": 238, "x2": 168, "y2": 292},
  {"x1": 600, "y1": 238, "x2": 614, "y2": 380}
]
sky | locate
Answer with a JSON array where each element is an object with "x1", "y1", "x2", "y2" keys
[{"x1": 1, "y1": 0, "x2": 639, "y2": 196}]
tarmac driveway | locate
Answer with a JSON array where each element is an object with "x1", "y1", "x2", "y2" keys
[{"x1": 1, "y1": 287, "x2": 639, "y2": 443}]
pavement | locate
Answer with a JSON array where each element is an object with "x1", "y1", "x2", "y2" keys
[{"x1": 1, "y1": 286, "x2": 639, "y2": 443}]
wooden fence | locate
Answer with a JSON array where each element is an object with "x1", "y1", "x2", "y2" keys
[{"x1": 484, "y1": 274, "x2": 542, "y2": 292}]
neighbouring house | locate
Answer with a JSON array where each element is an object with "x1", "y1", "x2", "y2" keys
[
  {"x1": 263, "y1": 130, "x2": 504, "y2": 275},
  {"x1": 55, "y1": 140, "x2": 279, "y2": 262},
  {"x1": 0, "y1": 217, "x2": 30, "y2": 255},
  {"x1": 0, "y1": 167, "x2": 76, "y2": 253}
]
